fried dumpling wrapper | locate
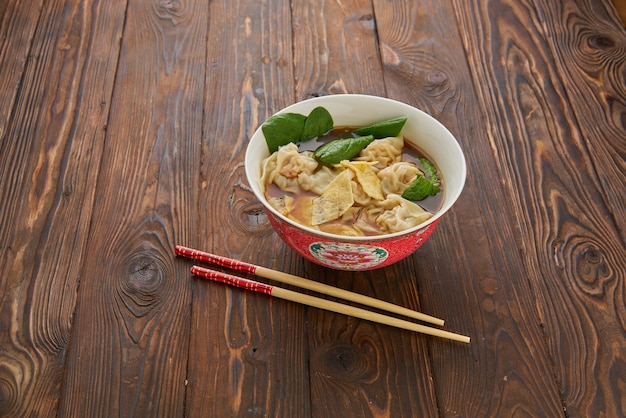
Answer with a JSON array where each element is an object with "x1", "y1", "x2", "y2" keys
[
  {"x1": 312, "y1": 170, "x2": 354, "y2": 225},
  {"x1": 340, "y1": 161, "x2": 384, "y2": 201},
  {"x1": 268, "y1": 195, "x2": 295, "y2": 216}
]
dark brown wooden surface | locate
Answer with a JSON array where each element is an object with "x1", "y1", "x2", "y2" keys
[{"x1": 0, "y1": 0, "x2": 624, "y2": 417}]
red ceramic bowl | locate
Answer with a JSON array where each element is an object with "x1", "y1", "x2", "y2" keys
[{"x1": 245, "y1": 94, "x2": 466, "y2": 270}]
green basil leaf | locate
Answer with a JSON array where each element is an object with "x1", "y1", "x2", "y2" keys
[
  {"x1": 353, "y1": 116, "x2": 407, "y2": 138},
  {"x1": 314, "y1": 135, "x2": 375, "y2": 165},
  {"x1": 262, "y1": 113, "x2": 307, "y2": 153},
  {"x1": 301, "y1": 106, "x2": 333, "y2": 141},
  {"x1": 419, "y1": 157, "x2": 440, "y2": 185},
  {"x1": 402, "y1": 175, "x2": 441, "y2": 201}
]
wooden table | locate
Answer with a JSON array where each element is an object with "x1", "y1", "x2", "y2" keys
[{"x1": 1, "y1": 0, "x2": 624, "y2": 416}]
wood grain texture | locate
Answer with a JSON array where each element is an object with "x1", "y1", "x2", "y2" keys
[
  {"x1": 611, "y1": 0, "x2": 626, "y2": 25},
  {"x1": 0, "y1": 0, "x2": 124, "y2": 416},
  {"x1": 523, "y1": 2, "x2": 626, "y2": 415},
  {"x1": 188, "y1": 0, "x2": 310, "y2": 416},
  {"x1": 304, "y1": 266, "x2": 441, "y2": 418},
  {"x1": 537, "y1": 0, "x2": 626, "y2": 238},
  {"x1": 374, "y1": 0, "x2": 566, "y2": 416},
  {"x1": 453, "y1": 0, "x2": 626, "y2": 416},
  {"x1": 0, "y1": 0, "x2": 43, "y2": 140},
  {"x1": 56, "y1": 0, "x2": 205, "y2": 415},
  {"x1": 1, "y1": 0, "x2": 624, "y2": 416},
  {"x1": 292, "y1": 0, "x2": 385, "y2": 97}
]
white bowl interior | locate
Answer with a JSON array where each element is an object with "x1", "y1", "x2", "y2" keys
[{"x1": 245, "y1": 94, "x2": 466, "y2": 241}]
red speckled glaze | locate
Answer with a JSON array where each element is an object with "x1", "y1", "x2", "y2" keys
[{"x1": 265, "y1": 209, "x2": 439, "y2": 270}]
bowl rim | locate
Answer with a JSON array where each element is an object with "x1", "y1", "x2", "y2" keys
[{"x1": 245, "y1": 93, "x2": 467, "y2": 242}]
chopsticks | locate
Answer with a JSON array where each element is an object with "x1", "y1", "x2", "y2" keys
[
  {"x1": 175, "y1": 245, "x2": 443, "y2": 326},
  {"x1": 175, "y1": 245, "x2": 470, "y2": 343}
]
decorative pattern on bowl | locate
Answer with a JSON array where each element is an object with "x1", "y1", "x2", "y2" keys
[{"x1": 309, "y1": 242, "x2": 388, "y2": 270}]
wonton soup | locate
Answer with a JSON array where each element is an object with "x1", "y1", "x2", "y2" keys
[{"x1": 260, "y1": 126, "x2": 444, "y2": 237}]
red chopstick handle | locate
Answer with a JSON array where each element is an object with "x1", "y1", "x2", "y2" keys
[
  {"x1": 190, "y1": 266, "x2": 273, "y2": 295},
  {"x1": 175, "y1": 245, "x2": 257, "y2": 274}
]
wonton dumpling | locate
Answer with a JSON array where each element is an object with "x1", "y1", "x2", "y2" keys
[
  {"x1": 298, "y1": 165, "x2": 337, "y2": 194},
  {"x1": 260, "y1": 143, "x2": 318, "y2": 193},
  {"x1": 342, "y1": 207, "x2": 385, "y2": 236},
  {"x1": 356, "y1": 135, "x2": 404, "y2": 169},
  {"x1": 375, "y1": 194, "x2": 433, "y2": 233},
  {"x1": 378, "y1": 162, "x2": 421, "y2": 196}
]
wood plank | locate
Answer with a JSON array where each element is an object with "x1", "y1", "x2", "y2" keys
[
  {"x1": 537, "y1": 0, "x2": 626, "y2": 407},
  {"x1": 303, "y1": 266, "x2": 441, "y2": 417},
  {"x1": 537, "y1": 0, "x2": 626, "y2": 237},
  {"x1": 0, "y1": 0, "x2": 125, "y2": 416},
  {"x1": 187, "y1": 0, "x2": 311, "y2": 416},
  {"x1": 453, "y1": 0, "x2": 626, "y2": 415},
  {"x1": 291, "y1": 1, "x2": 439, "y2": 416},
  {"x1": 523, "y1": 1, "x2": 626, "y2": 415},
  {"x1": 0, "y1": 0, "x2": 44, "y2": 140},
  {"x1": 611, "y1": 0, "x2": 626, "y2": 25},
  {"x1": 375, "y1": 0, "x2": 567, "y2": 416},
  {"x1": 536, "y1": 0, "x2": 625, "y2": 237},
  {"x1": 56, "y1": 0, "x2": 207, "y2": 415},
  {"x1": 293, "y1": 0, "x2": 385, "y2": 97}
]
